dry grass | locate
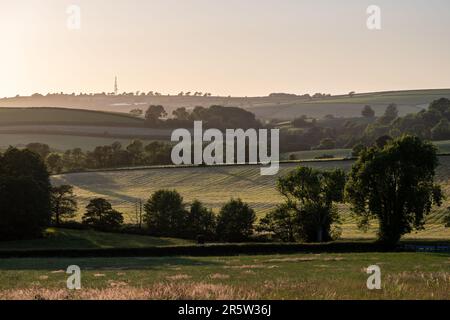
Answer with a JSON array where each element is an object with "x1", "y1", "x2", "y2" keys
[{"x1": 0, "y1": 283, "x2": 257, "y2": 300}]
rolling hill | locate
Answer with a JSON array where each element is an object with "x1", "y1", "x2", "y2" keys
[
  {"x1": 248, "y1": 89, "x2": 450, "y2": 120},
  {"x1": 52, "y1": 158, "x2": 450, "y2": 240},
  {"x1": 2, "y1": 89, "x2": 450, "y2": 121},
  {"x1": 0, "y1": 107, "x2": 144, "y2": 126}
]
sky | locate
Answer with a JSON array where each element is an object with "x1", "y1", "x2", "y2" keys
[{"x1": 1, "y1": 0, "x2": 450, "y2": 98}]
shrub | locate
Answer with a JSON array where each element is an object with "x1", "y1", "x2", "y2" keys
[{"x1": 0, "y1": 148, "x2": 51, "y2": 240}]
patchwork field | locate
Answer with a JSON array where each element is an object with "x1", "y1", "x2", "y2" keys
[
  {"x1": 0, "y1": 252, "x2": 448, "y2": 299},
  {"x1": 3, "y1": 89, "x2": 450, "y2": 120},
  {"x1": 52, "y1": 157, "x2": 450, "y2": 240},
  {"x1": 249, "y1": 89, "x2": 450, "y2": 120}
]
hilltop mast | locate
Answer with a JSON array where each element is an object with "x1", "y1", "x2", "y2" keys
[{"x1": 114, "y1": 76, "x2": 118, "y2": 95}]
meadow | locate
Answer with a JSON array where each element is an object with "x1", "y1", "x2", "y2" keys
[
  {"x1": 0, "y1": 252, "x2": 448, "y2": 299},
  {"x1": 52, "y1": 157, "x2": 450, "y2": 240}
]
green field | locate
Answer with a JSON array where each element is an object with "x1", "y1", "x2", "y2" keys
[
  {"x1": 249, "y1": 89, "x2": 450, "y2": 120},
  {"x1": 0, "y1": 252, "x2": 448, "y2": 299},
  {"x1": 0, "y1": 229, "x2": 193, "y2": 251},
  {"x1": 0, "y1": 108, "x2": 143, "y2": 126},
  {"x1": 52, "y1": 158, "x2": 450, "y2": 240}
]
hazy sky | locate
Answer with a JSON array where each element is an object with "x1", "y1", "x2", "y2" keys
[{"x1": 1, "y1": 0, "x2": 450, "y2": 97}]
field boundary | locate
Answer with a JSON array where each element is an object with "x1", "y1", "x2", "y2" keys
[
  {"x1": 53, "y1": 154, "x2": 450, "y2": 176},
  {"x1": 1, "y1": 241, "x2": 449, "y2": 258}
]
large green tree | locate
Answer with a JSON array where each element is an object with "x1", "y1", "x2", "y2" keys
[
  {"x1": 274, "y1": 167, "x2": 346, "y2": 242},
  {"x1": 185, "y1": 200, "x2": 217, "y2": 240},
  {"x1": 216, "y1": 198, "x2": 256, "y2": 242},
  {"x1": 82, "y1": 198, "x2": 123, "y2": 231},
  {"x1": 144, "y1": 190, "x2": 186, "y2": 237},
  {"x1": 50, "y1": 185, "x2": 78, "y2": 226},
  {"x1": 0, "y1": 148, "x2": 51, "y2": 240},
  {"x1": 345, "y1": 135, "x2": 443, "y2": 245}
]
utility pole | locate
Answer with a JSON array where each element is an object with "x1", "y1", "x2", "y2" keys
[{"x1": 139, "y1": 199, "x2": 143, "y2": 229}]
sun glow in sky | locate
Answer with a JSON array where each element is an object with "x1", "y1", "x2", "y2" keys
[{"x1": 1, "y1": 0, "x2": 450, "y2": 97}]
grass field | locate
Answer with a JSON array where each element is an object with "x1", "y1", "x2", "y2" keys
[
  {"x1": 0, "y1": 108, "x2": 143, "y2": 126},
  {"x1": 0, "y1": 229, "x2": 193, "y2": 251},
  {"x1": 0, "y1": 252, "x2": 448, "y2": 299},
  {"x1": 52, "y1": 157, "x2": 450, "y2": 240}
]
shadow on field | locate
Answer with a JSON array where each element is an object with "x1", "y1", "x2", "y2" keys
[
  {"x1": 0, "y1": 229, "x2": 187, "y2": 251},
  {"x1": 0, "y1": 256, "x2": 220, "y2": 271}
]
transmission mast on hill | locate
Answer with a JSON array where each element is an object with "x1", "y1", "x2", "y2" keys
[{"x1": 114, "y1": 76, "x2": 118, "y2": 95}]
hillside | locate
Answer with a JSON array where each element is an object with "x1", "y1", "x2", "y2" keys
[
  {"x1": 0, "y1": 107, "x2": 144, "y2": 126},
  {"x1": 3, "y1": 89, "x2": 450, "y2": 121},
  {"x1": 0, "y1": 108, "x2": 172, "y2": 150},
  {"x1": 249, "y1": 89, "x2": 450, "y2": 120},
  {"x1": 52, "y1": 158, "x2": 450, "y2": 240}
]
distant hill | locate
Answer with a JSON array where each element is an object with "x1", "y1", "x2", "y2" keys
[
  {"x1": 2, "y1": 89, "x2": 450, "y2": 121},
  {"x1": 248, "y1": 89, "x2": 450, "y2": 120}
]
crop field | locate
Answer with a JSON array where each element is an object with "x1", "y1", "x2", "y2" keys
[
  {"x1": 52, "y1": 157, "x2": 450, "y2": 240},
  {"x1": 0, "y1": 108, "x2": 143, "y2": 126},
  {"x1": 0, "y1": 252, "x2": 448, "y2": 299}
]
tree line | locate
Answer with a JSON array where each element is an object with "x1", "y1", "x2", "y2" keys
[
  {"x1": 141, "y1": 104, "x2": 262, "y2": 130},
  {"x1": 1, "y1": 134, "x2": 449, "y2": 245},
  {"x1": 26, "y1": 141, "x2": 172, "y2": 174},
  {"x1": 49, "y1": 186, "x2": 256, "y2": 243},
  {"x1": 284, "y1": 98, "x2": 450, "y2": 154}
]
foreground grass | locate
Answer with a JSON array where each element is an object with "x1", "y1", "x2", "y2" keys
[
  {"x1": 0, "y1": 229, "x2": 193, "y2": 251},
  {"x1": 0, "y1": 253, "x2": 448, "y2": 300}
]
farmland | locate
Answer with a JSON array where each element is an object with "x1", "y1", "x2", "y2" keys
[
  {"x1": 0, "y1": 108, "x2": 144, "y2": 126},
  {"x1": 52, "y1": 157, "x2": 450, "y2": 240},
  {"x1": 3, "y1": 89, "x2": 450, "y2": 121},
  {"x1": 248, "y1": 89, "x2": 450, "y2": 120}
]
